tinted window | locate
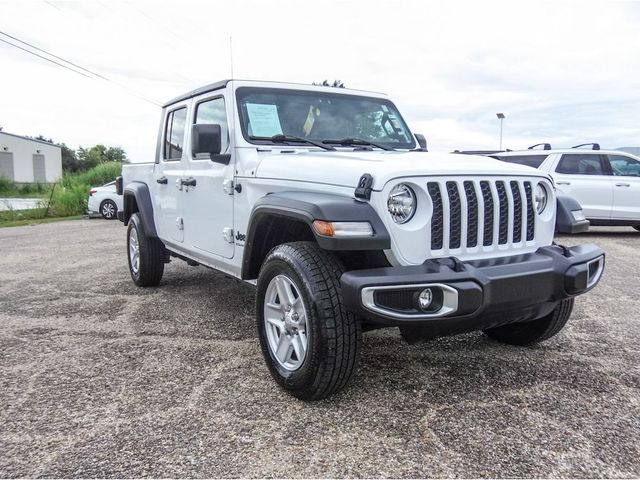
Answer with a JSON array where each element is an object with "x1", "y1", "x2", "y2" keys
[
  {"x1": 556, "y1": 154, "x2": 606, "y2": 175},
  {"x1": 236, "y1": 87, "x2": 415, "y2": 149},
  {"x1": 164, "y1": 107, "x2": 187, "y2": 160},
  {"x1": 608, "y1": 155, "x2": 640, "y2": 177},
  {"x1": 494, "y1": 154, "x2": 548, "y2": 168},
  {"x1": 195, "y1": 97, "x2": 229, "y2": 154}
]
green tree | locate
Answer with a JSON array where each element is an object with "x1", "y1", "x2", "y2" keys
[{"x1": 77, "y1": 144, "x2": 128, "y2": 170}]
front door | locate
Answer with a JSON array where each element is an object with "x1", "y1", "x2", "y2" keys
[
  {"x1": 553, "y1": 153, "x2": 613, "y2": 220},
  {"x1": 181, "y1": 95, "x2": 235, "y2": 259}
]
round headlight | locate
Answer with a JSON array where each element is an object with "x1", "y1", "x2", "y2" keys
[
  {"x1": 387, "y1": 183, "x2": 416, "y2": 224},
  {"x1": 534, "y1": 183, "x2": 548, "y2": 214}
]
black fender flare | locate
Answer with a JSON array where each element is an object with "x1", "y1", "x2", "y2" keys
[
  {"x1": 242, "y1": 191, "x2": 390, "y2": 278},
  {"x1": 123, "y1": 182, "x2": 158, "y2": 237},
  {"x1": 555, "y1": 193, "x2": 589, "y2": 234}
]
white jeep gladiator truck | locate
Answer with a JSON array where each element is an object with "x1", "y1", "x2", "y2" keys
[{"x1": 118, "y1": 80, "x2": 604, "y2": 400}]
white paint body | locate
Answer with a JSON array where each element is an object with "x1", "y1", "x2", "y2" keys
[
  {"x1": 0, "y1": 132, "x2": 62, "y2": 183},
  {"x1": 496, "y1": 149, "x2": 640, "y2": 223},
  {"x1": 123, "y1": 81, "x2": 557, "y2": 279}
]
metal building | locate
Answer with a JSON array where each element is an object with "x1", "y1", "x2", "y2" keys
[{"x1": 0, "y1": 132, "x2": 62, "y2": 183}]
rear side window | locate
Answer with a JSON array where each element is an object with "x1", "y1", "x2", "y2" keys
[
  {"x1": 494, "y1": 155, "x2": 548, "y2": 168},
  {"x1": 164, "y1": 107, "x2": 187, "y2": 160},
  {"x1": 608, "y1": 155, "x2": 640, "y2": 176},
  {"x1": 556, "y1": 154, "x2": 606, "y2": 175},
  {"x1": 195, "y1": 97, "x2": 229, "y2": 154}
]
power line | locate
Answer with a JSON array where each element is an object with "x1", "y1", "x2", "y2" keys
[{"x1": 0, "y1": 30, "x2": 162, "y2": 107}]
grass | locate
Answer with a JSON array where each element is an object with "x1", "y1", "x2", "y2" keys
[
  {"x1": 0, "y1": 213, "x2": 83, "y2": 228},
  {"x1": 0, "y1": 178, "x2": 53, "y2": 198},
  {"x1": 0, "y1": 162, "x2": 123, "y2": 225}
]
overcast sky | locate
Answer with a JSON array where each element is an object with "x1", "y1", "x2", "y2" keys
[{"x1": 1, "y1": 0, "x2": 639, "y2": 161}]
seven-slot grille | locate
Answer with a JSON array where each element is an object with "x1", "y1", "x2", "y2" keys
[{"x1": 427, "y1": 179, "x2": 536, "y2": 252}]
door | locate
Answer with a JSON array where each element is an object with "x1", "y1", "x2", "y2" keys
[
  {"x1": 0, "y1": 152, "x2": 14, "y2": 180},
  {"x1": 181, "y1": 95, "x2": 235, "y2": 259},
  {"x1": 32, "y1": 154, "x2": 46, "y2": 182},
  {"x1": 154, "y1": 105, "x2": 188, "y2": 244},
  {"x1": 607, "y1": 154, "x2": 640, "y2": 221},
  {"x1": 553, "y1": 153, "x2": 613, "y2": 219}
]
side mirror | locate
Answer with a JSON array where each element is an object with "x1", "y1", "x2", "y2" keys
[
  {"x1": 414, "y1": 133, "x2": 428, "y2": 151},
  {"x1": 191, "y1": 124, "x2": 222, "y2": 157}
]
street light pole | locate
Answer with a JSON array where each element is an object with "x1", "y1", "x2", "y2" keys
[{"x1": 496, "y1": 113, "x2": 505, "y2": 150}]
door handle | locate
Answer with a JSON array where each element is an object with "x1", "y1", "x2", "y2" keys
[
  {"x1": 556, "y1": 181, "x2": 571, "y2": 185},
  {"x1": 181, "y1": 178, "x2": 197, "y2": 187},
  {"x1": 156, "y1": 176, "x2": 168, "y2": 184},
  {"x1": 615, "y1": 182, "x2": 630, "y2": 187}
]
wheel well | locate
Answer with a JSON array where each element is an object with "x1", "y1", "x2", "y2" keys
[
  {"x1": 242, "y1": 215, "x2": 391, "y2": 280},
  {"x1": 123, "y1": 191, "x2": 139, "y2": 225}
]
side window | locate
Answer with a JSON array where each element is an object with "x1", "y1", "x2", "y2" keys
[
  {"x1": 195, "y1": 97, "x2": 229, "y2": 154},
  {"x1": 556, "y1": 154, "x2": 606, "y2": 175},
  {"x1": 163, "y1": 107, "x2": 187, "y2": 161},
  {"x1": 608, "y1": 155, "x2": 640, "y2": 177}
]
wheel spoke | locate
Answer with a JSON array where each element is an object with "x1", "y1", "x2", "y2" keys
[
  {"x1": 275, "y1": 334, "x2": 292, "y2": 363},
  {"x1": 291, "y1": 334, "x2": 305, "y2": 361},
  {"x1": 265, "y1": 316, "x2": 285, "y2": 329},
  {"x1": 275, "y1": 276, "x2": 296, "y2": 307}
]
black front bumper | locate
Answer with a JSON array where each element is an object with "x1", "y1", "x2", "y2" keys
[{"x1": 341, "y1": 244, "x2": 604, "y2": 333}]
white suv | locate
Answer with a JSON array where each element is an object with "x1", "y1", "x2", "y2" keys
[{"x1": 491, "y1": 144, "x2": 640, "y2": 231}]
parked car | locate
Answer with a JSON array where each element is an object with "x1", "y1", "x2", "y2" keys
[
  {"x1": 490, "y1": 144, "x2": 640, "y2": 231},
  {"x1": 87, "y1": 181, "x2": 123, "y2": 220},
  {"x1": 118, "y1": 80, "x2": 604, "y2": 400}
]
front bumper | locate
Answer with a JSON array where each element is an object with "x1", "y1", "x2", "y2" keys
[{"x1": 341, "y1": 244, "x2": 604, "y2": 332}]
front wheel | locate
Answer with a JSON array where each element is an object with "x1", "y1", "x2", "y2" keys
[
  {"x1": 256, "y1": 242, "x2": 361, "y2": 400},
  {"x1": 483, "y1": 298, "x2": 574, "y2": 345}
]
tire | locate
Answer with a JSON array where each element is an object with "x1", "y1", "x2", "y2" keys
[
  {"x1": 127, "y1": 213, "x2": 165, "y2": 287},
  {"x1": 100, "y1": 200, "x2": 118, "y2": 220},
  {"x1": 483, "y1": 298, "x2": 574, "y2": 345},
  {"x1": 256, "y1": 241, "x2": 361, "y2": 400},
  {"x1": 633, "y1": 225, "x2": 640, "y2": 232}
]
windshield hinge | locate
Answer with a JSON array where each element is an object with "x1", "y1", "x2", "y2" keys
[{"x1": 354, "y1": 173, "x2": 374, "y2": 200}]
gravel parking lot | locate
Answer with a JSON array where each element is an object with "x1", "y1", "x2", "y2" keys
[{"x1": 1, "y1": 219, "x2": 639, "y2": 478}]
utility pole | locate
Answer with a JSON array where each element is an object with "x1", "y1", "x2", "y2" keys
[{"x1": 496, "y1": 113, "x2": 505, "y2": 150}]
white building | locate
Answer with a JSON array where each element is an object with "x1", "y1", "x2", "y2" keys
[{"x1": 0, "y1": 132, "x2": 62, "y2": 183}]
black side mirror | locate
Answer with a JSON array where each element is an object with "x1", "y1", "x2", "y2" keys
[
  {"x1": 192, "y1": 124, "x2": 222, "y2": 157},
  {"x1": 414, "y1": 133, "x2": 428, "y2": 151}
]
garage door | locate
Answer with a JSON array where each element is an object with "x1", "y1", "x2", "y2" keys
[
  {"x1": 0, "y1": 152, "x2": 14, "y2": 180},
  {"x1": 32, "y1": 154, "x2": 46, "y2": 182}
]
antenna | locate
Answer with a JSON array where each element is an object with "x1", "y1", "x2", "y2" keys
[{"x1": 229, "y1": 36, "x2": 234, "y2": 79}]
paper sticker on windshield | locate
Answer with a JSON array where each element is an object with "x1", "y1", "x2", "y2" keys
[
  {"x1": 303, "y1": 106, "x2": 320, "y2": 136},
  {"x1": 246, "y1": 103, "x2": 283, "y2": 137}
]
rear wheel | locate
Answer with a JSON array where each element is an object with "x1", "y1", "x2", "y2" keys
[
  {"x1": 100, "y1": 200, "x2": 117, "y2": 220},
  {"x1": 256, "y1": 241, "x2": 361, "y2": 400},
  {"x1": 127, "y1": 213, "x2": 165, "y2": 287},
  {"x1": 483, "y1": 298, "x2": 574, "y2": 345}
]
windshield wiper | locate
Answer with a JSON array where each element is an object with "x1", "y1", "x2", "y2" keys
[
  {"x1": 322, "y1": 138, "x2": 393, "y2": 151},
  {"x1": 249, "y1": 134, "x2": 335, "y2": 151}
]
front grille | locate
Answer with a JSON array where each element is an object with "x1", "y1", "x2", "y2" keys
[{"x1": 426, "y1": 178, "x2": 536, "y2": 252}]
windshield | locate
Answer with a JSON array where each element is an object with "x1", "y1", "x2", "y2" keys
[{"x1": 236, "y1": 87, "x2": 415, "y2": 150}]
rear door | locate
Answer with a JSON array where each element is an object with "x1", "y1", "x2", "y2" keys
[
  {"x1": 607, "y1": 154, "x2": 640, "y2": 221},
  {"x1": 154, "y1": 104, "x2": 189, "y2": 244},
  {"x1": 552, "y1": 153, "x2": 613, "y2": 219},
  {"x1": 181, "y1": 93, "x2": 235, "y2": 259}
]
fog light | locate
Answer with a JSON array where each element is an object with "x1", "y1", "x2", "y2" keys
[
  {"x1": 417, "y1": 288, "x2": 433, "y2": 310},
  {"x1": 571, "y1": 209, "x2": 586, "y2": 222}
]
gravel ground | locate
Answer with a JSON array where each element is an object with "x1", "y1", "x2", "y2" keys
[{"x1": 0, "y1": 219, "x2": 639, "y2": 478}]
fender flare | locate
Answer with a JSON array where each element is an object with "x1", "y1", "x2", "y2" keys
[
  {"x1": 123, "y1": 182, "x2": 158, "y2": 237},
  {"x1": 555, "y1": 193, "x2": 589, "y2": 234},
  {"x1": 242, "y1": 191, "x2": 391, "y2": 278}
]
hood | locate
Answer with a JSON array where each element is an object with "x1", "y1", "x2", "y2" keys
[{"x1": 254, "y1": 150, "x2": 550, "y2": 190}]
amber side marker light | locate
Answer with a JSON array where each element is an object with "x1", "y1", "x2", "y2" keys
[{"x1": 312, "y1": 220, "x2": 374, "y2": 237}]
